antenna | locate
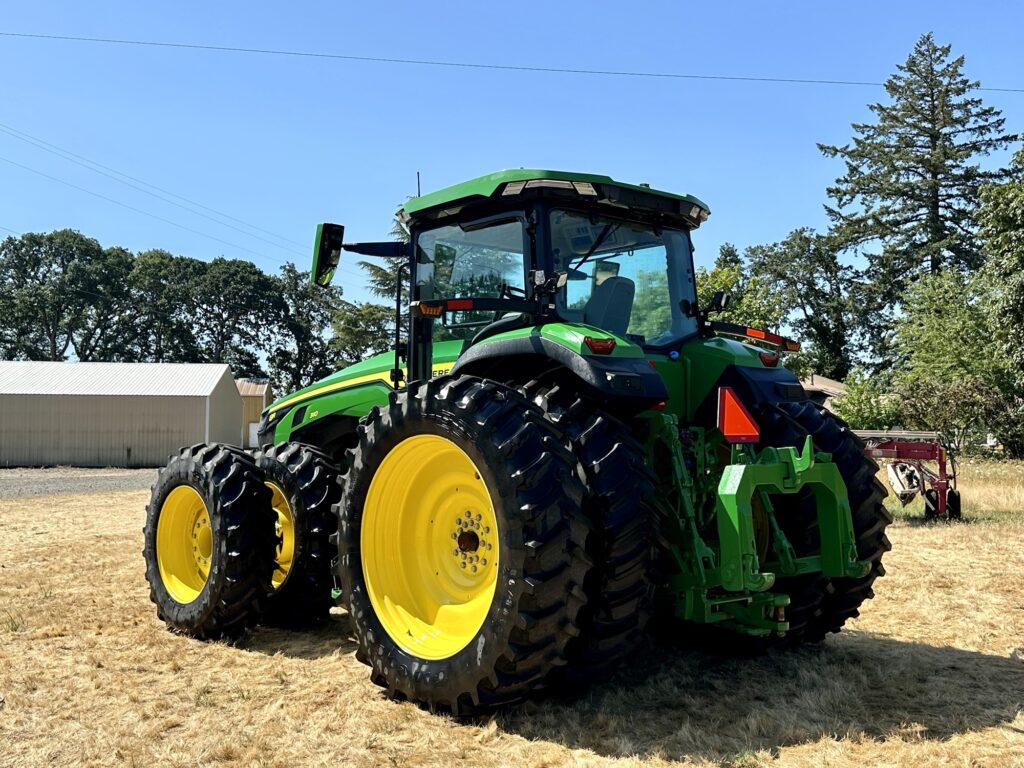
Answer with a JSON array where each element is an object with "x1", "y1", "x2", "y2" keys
[{"x1": 416, "y1": 171, "x2": 421, "y2": 197}]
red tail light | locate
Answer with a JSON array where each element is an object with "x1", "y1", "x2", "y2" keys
[
  {"x1": 759, "y1": 351, "x2": 779, "y2": 367},
  {"x1": 584, "y1": 336, "x2": 616, "y2": 354},
  {"x1": 718, "y1": 387, "x2": 760, "y2": 443}
]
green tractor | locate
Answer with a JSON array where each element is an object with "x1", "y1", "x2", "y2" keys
[{"x1": 143, "y1": 169, "x2": 890, "y2": 712}]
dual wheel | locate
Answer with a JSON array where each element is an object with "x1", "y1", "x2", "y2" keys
[
  {"x1": 335, "y1": 375, "x2": 660, "y2": 712},
  {"x1": 143, "y1": 442, "x2": 339, "y2": 638}
]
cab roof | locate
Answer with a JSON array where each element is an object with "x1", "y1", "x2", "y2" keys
[{"x1": 400, "y1": 169, "x2": 710, "y2": 225}]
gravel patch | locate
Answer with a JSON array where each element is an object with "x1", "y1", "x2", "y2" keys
[{"x1": 0, "y1": 467, "x2": 156, "y2": 498}]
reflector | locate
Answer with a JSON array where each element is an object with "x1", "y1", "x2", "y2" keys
[
  {"x1": 718, "y1": 387, "x2": 760, "y2": 443},
  {"x1": 583, "y1": 336, "x2": 616, "y2": 354}
]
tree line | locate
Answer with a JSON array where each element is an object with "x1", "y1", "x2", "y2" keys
[{"x1": 0, "y1": 231, "x2": 393, "y2": 393}]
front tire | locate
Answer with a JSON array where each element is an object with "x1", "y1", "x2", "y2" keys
[
  {"x1": 254, "y1": 443, "x2": 341, "y2": 627},
  {"x1": 143, "y1": 444, "x2": 275, "y2": 639},
  {"x1": 336, "y1": 376, "x2": 592, "y2": 713}
]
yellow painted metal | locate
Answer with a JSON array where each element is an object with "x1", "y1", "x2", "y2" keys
[
  {"x1": 362, "y1": 434, "x2": 499, "y2": 660},
  {"x1": 267, "y1": 481, "x2": 295, "y2": 590},
  {"x1": 156, "y1": 485, "x2": 213, "y2": 604}
]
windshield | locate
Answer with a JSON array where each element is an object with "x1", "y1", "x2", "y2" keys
[
  {"x1": 416, "y1": 218, "x2": 527, "y2": 341},
  {"x1": 550, "y1": 209, "x2": 698, "y2": 346}
]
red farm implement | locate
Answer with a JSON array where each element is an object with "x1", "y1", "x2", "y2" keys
[{"x1": 854, "y1": 430, "x2": 961, "y2": 520}]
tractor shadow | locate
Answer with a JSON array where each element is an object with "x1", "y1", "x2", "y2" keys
[
  {"x1": 497, "y1": 631, "x2": 1024, "y2": 762},
  {"x1": 237, "y1": 611, "x2": 357, "y2": 659}
]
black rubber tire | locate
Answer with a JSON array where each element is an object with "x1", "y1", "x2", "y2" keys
[
  {"x1": 143, "y1": 443, "x2": 275, "y2": 639},
  {"x1": 336, "y1": 375, "x2": 592, "y2": 713},
  {"x1": 746, "y1": 405, "x2": 835, "y2": 648},
  {"x1": 254, "y1": 442, "x2": 341, "y2": 627},
  {"x1": 518, "y1": 380, "x2": 659, "y2": 684},
  {"x1": 774, "y1": 401, "x2": 891, "y2": 640},
  {"x1": 924, "y1": 488, "x2": 940, "y2": 520},
  {"x1": 946, "y1": 489, "x2": 962, "y2": 520}
]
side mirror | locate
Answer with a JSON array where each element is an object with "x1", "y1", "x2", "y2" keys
[
  {"x1": 312, "y1": 223, "x2": 345, "y2": 286},
  {"x1": 709, "y1": 290, "x2": 731, "y2": 314}
]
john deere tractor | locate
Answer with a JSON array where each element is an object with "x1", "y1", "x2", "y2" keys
[{"x1": 143, "y1": 170, "x2": 889, "y2": 712}]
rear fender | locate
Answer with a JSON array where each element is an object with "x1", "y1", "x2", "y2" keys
[{"x1": 450, "y1": 323, "x2": 668, "y2": 414}]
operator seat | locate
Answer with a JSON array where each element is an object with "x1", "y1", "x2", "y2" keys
[{"x1": 583, "y1": 276, "x2": 635, "y2": 337}]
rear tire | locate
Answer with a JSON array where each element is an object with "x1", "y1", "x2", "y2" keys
[
  {"x1": 143, "y1": 444, "x2": 275, "y2": 639},
  {"x1": 336, "y1": 376, "x2": 592, "y2": 713},
  {"x1": 924, "y1": 488, "x2": 940, "y2": 520},
  {"x1": 255, "y1": 443, "x2": 341, "y2": 627},
  {"x1": 774, "y1": 402, "x2": 891, "y2": 640},
  {"x1": 519, "y1": 380, "x2": 659, "y2": 684}
]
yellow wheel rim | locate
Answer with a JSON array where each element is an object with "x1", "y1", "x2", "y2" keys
[
  {"x1": 362, "y1": 434, "x2": 499, "y2": 660},
  {"x1": 156, "y1": 486, "x2": 213, "y2": 604},
  {"x1": 267, "y1": 481, "x2": 295, "y2": 590}
]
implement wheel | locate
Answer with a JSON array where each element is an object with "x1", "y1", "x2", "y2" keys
[
  {"x1": 336, "y1": 376, "x2": 591, "y2": 713},
  {"x1": 143, "y1": 444, "x2": 275, "y2": 639},
  {"x1": 255, "y1": 443, "x2": 341, "y2": 626}
]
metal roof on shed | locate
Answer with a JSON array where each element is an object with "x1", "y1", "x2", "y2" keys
[{"x1": 0, "y1": 361, "x2": 232, "y2": 396}]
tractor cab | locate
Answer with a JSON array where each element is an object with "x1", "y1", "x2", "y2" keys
[{"x1": 401, "y1": 171, "x2": 710, "y2": 355}]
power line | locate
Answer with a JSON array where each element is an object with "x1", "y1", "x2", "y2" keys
[
  {"x1": 2, "y1": 30, "x2": 1023, "y2": 93},
  {"x1": 0, "y1": 121, "x2": 308, "y2": 252},
  {"x1": 0, "y1": 153, "x2": 285, "y2": 267},
  {"x1": 0, "y1": 154, "x2": 368, "y2": 281},
  {"x1": 0, "y1": 224, "x2": 20, "y2": 235},
  {"x1": 0, "y1": 124, "x2": 309, "y2": 258}
]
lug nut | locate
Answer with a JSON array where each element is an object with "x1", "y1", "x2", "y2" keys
[
  {"x1": 460, "y1": 562, "x2": 466, "y2": 569},
  {"x1": 471, "y1": 565, "x2": 477, "y2": 573}
]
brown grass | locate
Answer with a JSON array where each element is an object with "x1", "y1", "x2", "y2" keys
[{"x1": 1, "y1": 473, "x2": 1023, "y2": 768}]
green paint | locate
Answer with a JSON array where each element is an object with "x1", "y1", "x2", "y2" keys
[
  {"x1": 643, "y1": 414, "x2": 867, "y2": 636},
  {"x1": 402, "y1": 168, "x2": 709, "y2": 218},
  {"x1": 472, "y1": 322, "x2": 643, "y2": 358}
]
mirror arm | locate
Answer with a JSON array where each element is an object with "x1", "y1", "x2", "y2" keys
[{"x1": 343, "y1": 242, "x2": 407, "y2": 258}]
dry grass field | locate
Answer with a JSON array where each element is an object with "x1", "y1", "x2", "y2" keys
[{"x1": 1, "y1": 461, "x2": 1022, "y2": 768}]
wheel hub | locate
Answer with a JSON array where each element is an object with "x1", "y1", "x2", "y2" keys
[
  {"x1": 156, "y1": 485, "x2": 213, "y2": 604},
  {"x1": 361, "y1": 434, "x2": 500, "y2": 660}
]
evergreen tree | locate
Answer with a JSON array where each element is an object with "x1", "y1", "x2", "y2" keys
[
  {"x1": 330, "y1": 301, "x2": 394, "y2": 365},
  {"x1": 820, "y1": 33, "x2": 1015, "y2": 356}
]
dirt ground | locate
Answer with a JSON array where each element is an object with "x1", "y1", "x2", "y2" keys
[{"x1": 1, "y1": 463, "x2": 1022, "y2": 768}]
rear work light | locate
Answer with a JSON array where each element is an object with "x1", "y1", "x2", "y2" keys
[
  {"x1": 502, "y1": 179, "x2": 599, "y2": 196},
  {"x1": 718, "y1": 387, "x2": 760, "y2": 443},
  {"x1": 584, "y1": 336, "x2": 616, "y2": 354}
]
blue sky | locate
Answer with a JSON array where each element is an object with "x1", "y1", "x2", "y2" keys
[{"x1": 1, "y1": 1, "x2": 1022, "y2": 304}]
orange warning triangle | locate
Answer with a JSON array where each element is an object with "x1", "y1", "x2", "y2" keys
[{"x1": 718, "y1": 387, "x2": 760, "y2": 443}]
